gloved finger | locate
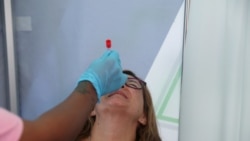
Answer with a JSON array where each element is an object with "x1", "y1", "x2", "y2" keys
[
  {"x1": 107, "y1": 50, "x2": 121, "y2": 64},
  {"x1": 99, "y1": 50, "x2": 113, "y2": 60},
  {"x1": 120, "y1": 73, "x2": 128, "y2": 86}
]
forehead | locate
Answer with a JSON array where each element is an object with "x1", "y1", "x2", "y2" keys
[{"x1": 127, "y1": 74, "x2": 136, "y2": 79}]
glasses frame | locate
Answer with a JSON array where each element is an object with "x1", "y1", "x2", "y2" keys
[{"x1": 125, "y1": 77, "x2": 147, "y2": 90}]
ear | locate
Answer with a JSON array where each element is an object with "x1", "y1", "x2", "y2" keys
[
  {"x1": 90, "y1": 109, "x2": 96, "y2": 116},
  {"x1": 138, "y1": 114, "x2": 147, "y2": 125}
]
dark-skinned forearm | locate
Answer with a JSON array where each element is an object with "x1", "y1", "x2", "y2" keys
[{"x1": 20, "y1": 81, "x2": 97, "y2": 141}]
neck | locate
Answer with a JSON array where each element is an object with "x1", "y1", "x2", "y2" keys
[{"x1": 90, "y1": 114, "x2": 138, "y2": 141}]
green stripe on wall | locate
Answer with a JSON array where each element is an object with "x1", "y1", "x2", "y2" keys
[{"x1": 157, "y1": 66, "x2": 182, "y2": 124}]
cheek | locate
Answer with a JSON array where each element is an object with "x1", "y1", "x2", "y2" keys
[{"x1": 131, "y1": 90, "x2": 144, "y2": 113}]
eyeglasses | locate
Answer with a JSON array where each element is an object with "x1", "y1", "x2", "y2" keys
[{"x1": 125, "y1": 77, "x2": 147, "y2": 89}]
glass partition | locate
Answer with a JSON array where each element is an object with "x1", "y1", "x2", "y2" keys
[
  {"x1": 10, "y1": 0, "x2": 185, "y2": 140},
  {"x1": 0, "y1": 0, "x2": 9, "y2": 109}
]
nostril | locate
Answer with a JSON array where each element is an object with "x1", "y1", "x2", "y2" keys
[{"x1": 121, "y1": 85, "x2": 125, "y2": 88}]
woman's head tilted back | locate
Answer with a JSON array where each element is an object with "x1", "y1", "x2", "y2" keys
[{"x1": 75, "y1": 70, "x2": 161, "y2": 141}]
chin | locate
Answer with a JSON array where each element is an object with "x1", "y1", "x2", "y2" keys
[{"x1": 107, "y1": 99, "x2": 127, "y2": 107}]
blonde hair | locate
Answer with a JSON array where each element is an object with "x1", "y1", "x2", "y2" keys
[{"x1": 75, "y1": 70, "x2": 161, "y2": 141}]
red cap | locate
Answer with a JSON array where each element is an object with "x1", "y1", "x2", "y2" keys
[{"x1": 106, "y1": 39, "x2": 111, "y2": 49}]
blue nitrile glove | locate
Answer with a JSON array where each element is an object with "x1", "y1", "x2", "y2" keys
[{"x1": 78, "y1": 50, "x2": 127, "y2": 100}]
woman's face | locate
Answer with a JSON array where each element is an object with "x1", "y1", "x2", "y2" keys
[{"x1": 92, "y1": 75, "x2": 147, "y2": 125}]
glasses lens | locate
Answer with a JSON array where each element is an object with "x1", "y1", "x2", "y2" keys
[{"x1": 126, "y1": 78, "x2": 142, "y2": 89}]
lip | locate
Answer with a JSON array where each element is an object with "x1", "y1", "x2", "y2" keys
[{"x1": 108, "y1": 90, "x2": 128, "y2": 99}]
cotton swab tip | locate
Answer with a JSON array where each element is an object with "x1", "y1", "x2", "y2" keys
[{"x1": 106, "y1": 39, "x2": 111, "y2": 49}]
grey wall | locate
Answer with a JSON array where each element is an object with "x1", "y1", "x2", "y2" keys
[{"x1": 12, "y1": 0, "x2": 183, "y2": 119}]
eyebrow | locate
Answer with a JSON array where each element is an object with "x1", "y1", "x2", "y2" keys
[
  {"x1": 127, "y1": 75, "x2": 135, "y2": 78},
  {"x1": 128, "y1": 77, "x2": 139, "y2": 81}
]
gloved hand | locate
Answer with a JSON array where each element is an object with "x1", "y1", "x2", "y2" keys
[{"x1": 78, "y1": 50, "x2": 127, "y2": 100}]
